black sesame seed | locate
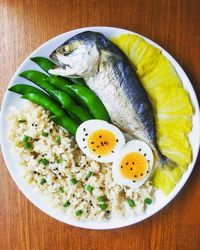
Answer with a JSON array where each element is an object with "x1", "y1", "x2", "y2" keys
[
  {"x1": 148, "y1": 160, "x2": 150, "y2": 163},
  {"x1": 85, "y1": 133, "x2": 88, "y2": 136},
  {"x1": 101, "y1": 142, "x2": 104, "y2": 146},
  {"x1": 83, "y1": 138, "x2": 85, "y2": 142},
  {"x1": 84, "y1": 146, "x2": 87, "y2": 149},
  {"x1": 116, "y1": 139, "x2": 118, "y2": 142},
  {"x1": 133, "y1": 180, "x2": 136, "y2": 183},
  {"x1": 111, "y1": 151, "x2": 114, "y2": 153},
  {"x1": 134, "y1": 175, "x2": 137, "y2": 177},
  {"x1": 147, "y1": 170, "x2": 149, "y2": 173},
  {"x1": 91, "y1": 142, "x2": 94, "y2": 144},
  {"x1": 126, "y1": 162, "x2": 128, "y2": 165},
  {"x1": 93, "y1": 149, "x2": 96, "y2": 152},
  {"x1": 99, "y1": 135, "x2": 102, "y2": 138},
  {"x1": 97, "y1": 146, "x2": 100, "y2": 148},
  {"x1": 144, "y1": 153, "x2": 146, "y2": 156},
  {"x1": 132, "y1": 162, "x2": 135, "y2": 165},
  {"x1": 139, "y1": 148, "x2": 141, "y2": 151},
  {"x1": 121, "y1": 165, "x2": 123, "y2": 169},
  {"x1": 141, "y1": 173, "x2": 143, "y2": 176},
  {"x1": 73, "y1": 194, "x2": 75, "y2": 197},
  {"x1": 83, "y1": 128, "x2": 86, "y2": 131},
  {"x1": 98, "y1": 155, "x2": 101, "y2": 158},
  {"x1": 130, "y1": 168, "x2": 133, "y2": 170},
  {"x1": 82, "y1": 199, "x2": 84, "y2": 202}
]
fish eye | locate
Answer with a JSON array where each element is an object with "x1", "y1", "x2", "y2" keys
[{"x1": 64, "y1": 44, "x2": 71, "y2": 53}]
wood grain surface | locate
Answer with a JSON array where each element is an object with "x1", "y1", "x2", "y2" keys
[{"x1": 0, "y1": 0, "x2": 200, "y2": 249}]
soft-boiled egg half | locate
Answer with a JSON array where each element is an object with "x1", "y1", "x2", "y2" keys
[
  {"x1": 112, "y1": 140, "x2": 154, "y2": 188},
  {"x1": 76, "y1": 120, "x2": 126, "y2": 163}
]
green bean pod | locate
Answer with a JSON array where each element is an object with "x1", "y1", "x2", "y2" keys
[
  {"x1": 68, "y1": 85, "x2": 111, "y2": 122},
  {"x1": 31, "y1": 57, "x2": 56, "y2": 73},
  {"x1": 20, "y1": 91, "x2": 79, "y2": 135},
  {"x1": 69, "y1": 78, "x2": 86, "y2": 86},
  {"x1": 31, "y1": 57, "x2": 85, "y2": 85},
  {"x1": 47, "y1": 77, "x2": 111, "y2": 122},
  {"x1": 19, "y1": 70, "x2": 57, "y2": 95},
  {"x1": 52, "y1": 90, "x2": 93, "y2": 122},
  {"x1": 46, "y1": 76, "x2": 86, "y2": 107},
  {"x1": 9, "y1": 84, "x2": 43, "y2": 95}
]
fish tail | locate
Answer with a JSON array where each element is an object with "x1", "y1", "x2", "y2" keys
[{"x1": 159, "y1": 154, "x2": 177, "y2": 170}]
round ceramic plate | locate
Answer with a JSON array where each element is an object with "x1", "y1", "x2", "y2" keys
[{"x1": 0, "y1": 27, "x2": 200, "y2": 230}]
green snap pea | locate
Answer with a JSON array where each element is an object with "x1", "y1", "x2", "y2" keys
[
  {"x1": 48, "y1": 77, "x2": 111, "y2": 122},
  {"x1": 47, "y1": 76, "x2": 88, "y2": 109},
  {"x1": 52, "y1": 90, "x2": 93, "y2": 122},
  {"x1": 31, "y1": 57, "x2": 56, "y2": 73},
  {"x1": 9, "y1": 84, "x2": 43, "y2": 95},
  {"x1": 19, "y1": 70, "x2": 57, "y2": 95},
  {"x1": 68, "y1": 85, "x2": 111, "y2": 122},
  {"x1": 69, "y1": 78, "x2": 86, "y2": 86},
  {"x1": 22, "y1": 92, "x2": 79, "y2": 135},
  {"x1": 52, "y1": 89, "x2": 75, "y2": 106},
  {"x1": 31, "y1": 57, "x2": 85, "y2": 85},
  {"x1": 51, "y1": 89, "x2": 80, "y2": 122}
]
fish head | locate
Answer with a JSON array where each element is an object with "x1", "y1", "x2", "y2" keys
[{"x1": 49, "y1": 32, "x2": 101, "y2": 78}]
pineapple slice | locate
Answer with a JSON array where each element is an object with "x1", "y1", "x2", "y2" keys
[
  {"x1": 113, "y1": 34, "x2": 193, "y2": 194},
  {"x1": 156, "y1": 114, "x2": 192, "y2": 134},
  {"x1": 153, "y1": 167, "x2": 184, "y2": 195},
  {"x1": 153, "y1": 86, "x2": 193, "y2": 116},
  {"x1": 112, "y1": 34, "x2": 160, "y2": 76}
]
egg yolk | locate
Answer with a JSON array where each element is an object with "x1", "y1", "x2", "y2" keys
[
  {"x1": 87, "y1": 129, "x2": 117, "y2": 158},
  {"x1": 120, "y1": 152, "x2": 149, "y2": 181}
]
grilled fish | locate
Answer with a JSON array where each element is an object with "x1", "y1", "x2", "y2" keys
[{"x1": 49, "y1": 31, "x2": 175, "y2": 168}]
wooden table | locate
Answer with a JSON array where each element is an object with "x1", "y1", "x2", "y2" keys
[{"x1": 0, "y1": 0, "x2": 200, "y2": 249}]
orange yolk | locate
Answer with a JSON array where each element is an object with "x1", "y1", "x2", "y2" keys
[
  {"x1": 120, "y1": 152, "x2": 149, "y2": 181},
  {"x1": 87, "y1": 129, "x2": 117, "y2": 158}
]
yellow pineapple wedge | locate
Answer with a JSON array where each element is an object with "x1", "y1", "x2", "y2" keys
[{"x1": 112, "y1": 34, "x2": 193, "y2": 194}]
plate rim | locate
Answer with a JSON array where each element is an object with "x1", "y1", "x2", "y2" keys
[{"x1": 0, "y1": 26, "x2": 200, "y2": 230}]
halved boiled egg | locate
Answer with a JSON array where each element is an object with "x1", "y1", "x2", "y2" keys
[
  {"x1": 76, "y1": 120, "x2": 125, "y2": 163},
  {"x1": 112, "y1": 140, "x2": 154, "y2": 188}
]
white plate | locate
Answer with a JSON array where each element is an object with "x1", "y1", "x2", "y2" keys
[{"x1": 0, "y1": 27, "x2": 200, "y2": 230}]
